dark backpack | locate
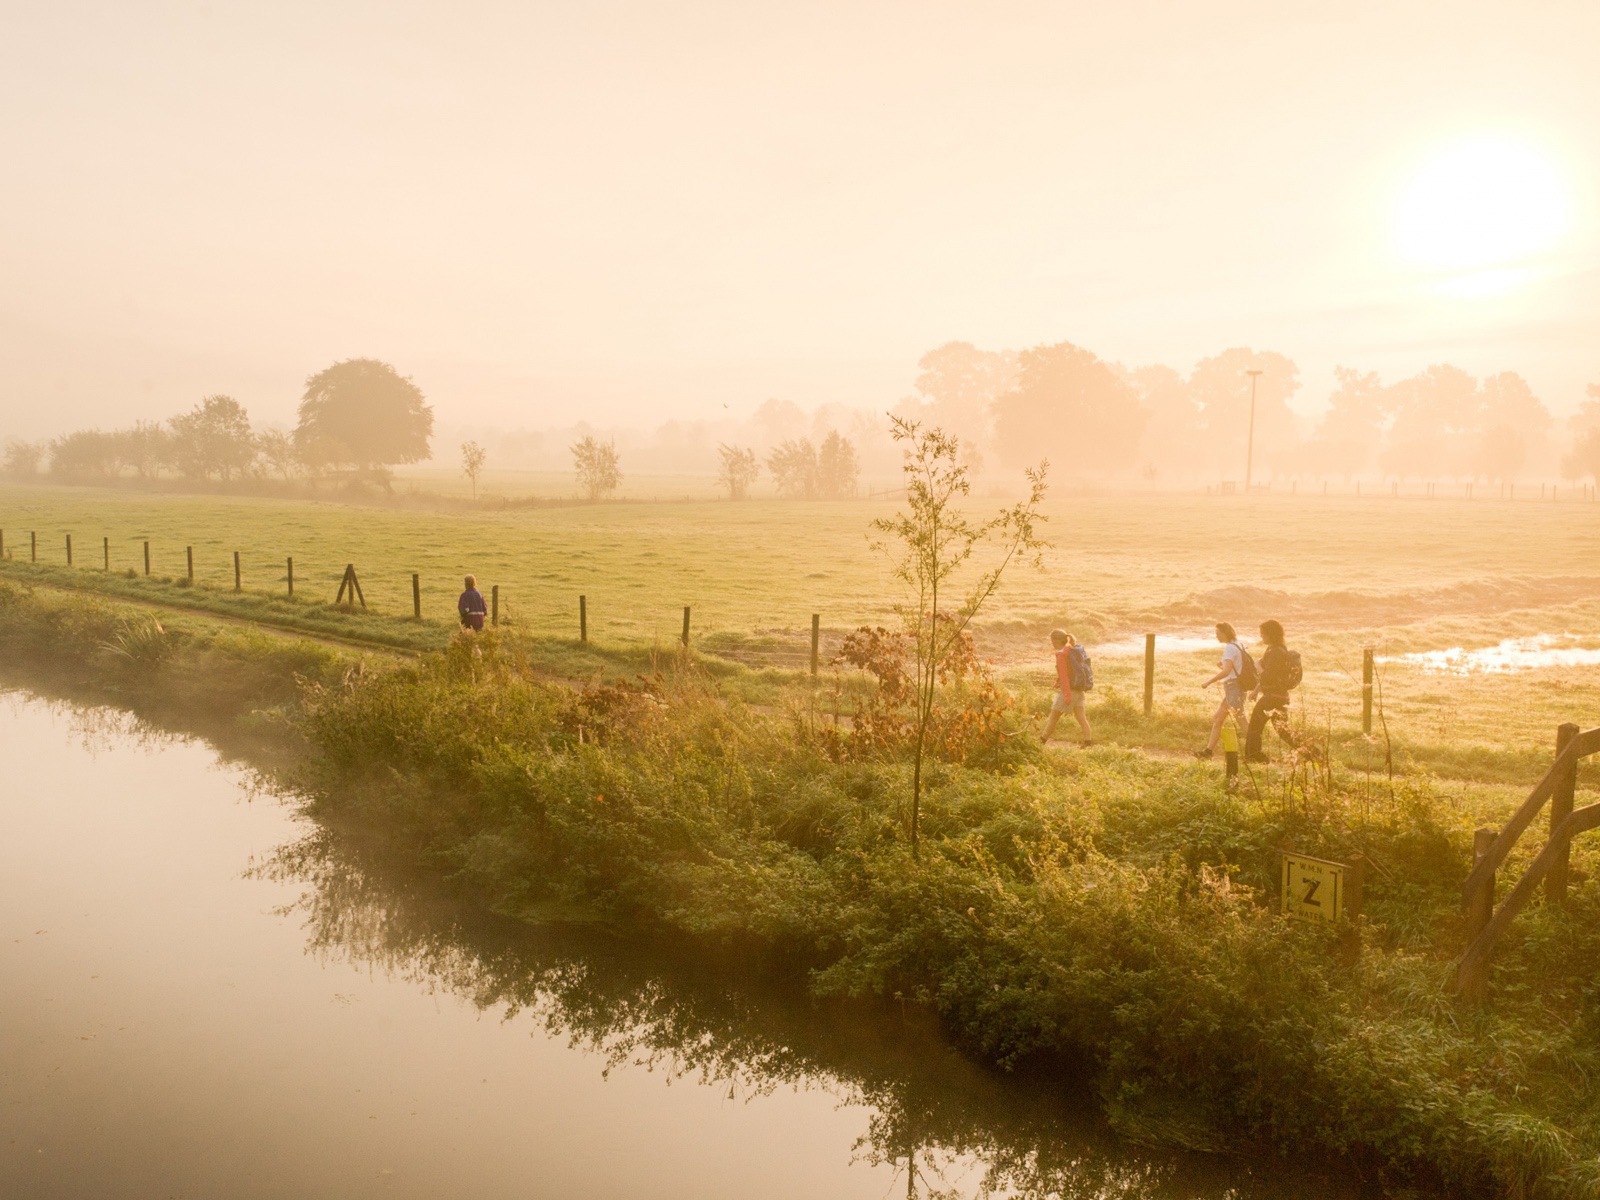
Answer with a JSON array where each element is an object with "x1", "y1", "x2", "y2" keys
[
  {"x1": 1284, "y1": 649, "x2": 1303, "y2": 690},
  {"x1": 1067, "y1": 644, "x2": 1094, "y2": 691},
  {"x1": 1232, "y1": 643, "x2": 1258, "y2": 691}
]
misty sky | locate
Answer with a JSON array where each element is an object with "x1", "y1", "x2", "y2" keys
[{"x1": 2, "y1": 0, "x2": 1597, "y2": 440}]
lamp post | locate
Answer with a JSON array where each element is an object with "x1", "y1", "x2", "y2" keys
[{"x1": 1244, "y1": 368, "x2": 1263, "y2": 493}]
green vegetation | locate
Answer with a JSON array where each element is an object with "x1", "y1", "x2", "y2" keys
[
  {"x1": 5, "y1": 575, "x2": 1600, "y2": 1194},
  {"x1": 3, "y1": 483, "x2": 1600, "y2": 1194}
]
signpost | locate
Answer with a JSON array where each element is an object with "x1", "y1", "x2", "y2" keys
[{"x1": 1281, "y1": 851, "x2": 1361, "y2": 924}]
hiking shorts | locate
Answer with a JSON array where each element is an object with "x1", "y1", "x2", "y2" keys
[
  {"x1": 1223, "y1": 680, "x2": 1244, "y2": 709},
  {"x1": 1051, "y1": 689, "x2": 1084, "y2": 714}
]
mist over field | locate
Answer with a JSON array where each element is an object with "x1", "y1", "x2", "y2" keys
[{"x1": 7, "y1": 5, "x2": 1600, "y2": 1200}]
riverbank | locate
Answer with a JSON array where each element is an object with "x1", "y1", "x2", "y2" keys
[{"x1": 2, "y1": 579, "x2": 1596, "y2": 1197}]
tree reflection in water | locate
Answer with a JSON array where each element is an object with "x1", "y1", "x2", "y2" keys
[{"x1": 256, "y1": 829, "x2": 1354, "y2": 1200}]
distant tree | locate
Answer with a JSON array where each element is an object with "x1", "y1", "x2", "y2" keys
[
  {"x1": 897, "y1": 341, "x2": 1019, "y2": 467},
  {"x1": 1187, "y1": 348, "x2": 1300, "y2": 475},
  {"x1": 256, "y1": 429, "x2": 302, "y2": 482},
  {"x1": 992, "y1": 340, "x2": 1146, "y2": 472},
  {"x1": 1474, "y1": 371, "x2": 1551, "y2": 482},
  {"x1": 767, "y1": 438, "x2": 819, "y2": 498},
  {"x1": 116, "y1": 420, "x2": 172, "y2": 480},
  {"x1": 2, "y1": 440, "x2": 45, "y2": 479},
  {"x1": 751, "y1": 398, "x2": 810, "y2": 446},
  {"x1": 1381, "y1": 364, "x2": 1477, "y2": 479},
  {"x1": 294, "y1": 359, "x2": 433, "y2": 473},
  {"x1": 1124, "y1": 363, "x2": 1197, "y2": 479},
  {"x1": 169, "y1": 395, "x2": 255, "y2": 481},
  {"x1": 716, "y1": 443, "x2": 760, "y2": 499},
  {"x1": 571, "y1": 435, "x2": 621, "y2": 501},
  {"x1": 871, "y1": 417, "x2": 1048, "y2": 858},
  {"x1": 460, "y1": 440, "x2": 487, "y2": 500},
  {"x1": 49, "y1": 430, "x2": 121, "y2": 481},
  {"x1": 816, "y1": 431, "x2": 860, "y2": 498},
  {"x1": 1562, "y1": 384, "x2": 1600, "y2": 483},
  {"x1": 1308, "y1": 367, "x2": 1388, "y2": 480}
]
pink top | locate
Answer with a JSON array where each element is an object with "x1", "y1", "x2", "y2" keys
[{"x1": 1054, "y1": 647, "x2": 1073, "y2": 700}]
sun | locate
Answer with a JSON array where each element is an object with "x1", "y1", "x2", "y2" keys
[{"x1": 1392, "y1": 136, "x2": 1572, "y2": 274}]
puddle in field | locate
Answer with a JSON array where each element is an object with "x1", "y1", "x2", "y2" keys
[{"x1": 1382, "y1": 635, "x2": 1600, "y2": 675}]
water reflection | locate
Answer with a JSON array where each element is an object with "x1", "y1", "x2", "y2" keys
[
  {"x1": 257, "y1": 829, "x2": 1351, "y2": 1200},
  {"x1": 1382, "y1": 634, "x2": 1600, "y2": 675}
]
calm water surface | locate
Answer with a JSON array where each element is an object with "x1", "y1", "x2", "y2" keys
[{"x1": 0, "y1": 692, "x2": 1357, "y2": 1199}]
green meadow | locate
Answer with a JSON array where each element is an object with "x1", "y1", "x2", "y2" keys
[{"x1": 3, "y1": 480, "x2": 1597, "y2": 781}]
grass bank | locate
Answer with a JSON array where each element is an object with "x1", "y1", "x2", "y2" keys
[{"x1": 4, "y1": 581, "x2": 1598, "y2": 1197}]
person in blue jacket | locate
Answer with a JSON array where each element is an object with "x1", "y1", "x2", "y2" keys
[{"x1": 458, "y1": 574, "x2": 488, "y2": 632}]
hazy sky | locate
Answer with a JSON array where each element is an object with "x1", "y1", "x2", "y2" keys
[{"x1": 2, "y1": 0, "x2": 1597, "y2": 439}]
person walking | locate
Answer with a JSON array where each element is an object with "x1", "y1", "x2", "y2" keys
[
  {"x1": 458, "y1": 574, "x2": 488, "y2": 632},
  {"x1": 1195, "y1": 622, "x2": 1250, "y2": 759},
  {"x1": 1245, "y1": 619, "x2": 1298, "y2": 762},
  {"x1": 1042, "y1": 629, "x2": 1093, "y2": 745}
]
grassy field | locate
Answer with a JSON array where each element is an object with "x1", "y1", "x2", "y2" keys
[{"x1": 3, "y1": 480, "x2": 1598, "y2": 782}]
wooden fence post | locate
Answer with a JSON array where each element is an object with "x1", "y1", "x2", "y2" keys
[
  {"x1": 491, "y1": 584, "x2": 499, "y2": 626},
  {"x1": 412, "y1": 573, "x2": 421, "y2": 619},
  {"x1": 1548, "y1": 722, "x2": 1580, "y2": 904},
  {"x1": 1461, "y1": 828, "x2": 1497, "y2": 1004},
  {"x1": 287, "y1": 557, "x2": 294, "y2": 598},
  {"x1": 580, "y1": 594, "x2": 588, "y2": 643},
  {"x1": 185, "y1": 546, "x2": 193, "y2": 584},
  {"x1": 31, "y1": 531, "x2": 36, "y2": 562},
  {"x1": 66, "y1": 533, "x2": 72, "y2": 565},
  {"x1": 144, "y1": 541, "x2": 151, "y2": 576},
  {"x1": 811, "y1": 613, "x2": 820, "y2": 676},
  {"x1": 1362, "y1": 648, "x2": 1374, "y2": 734},
  {"x1": 681, "y1": 605, "x2": 690, "y2": 647},
  {"x1": 103, "y1": 537, "x2": 109, "y2": 570},
  {"x1": 1143, "y1": 633, "x2": 1155, "y2": 716},
  {"x1": 0, "y1": 530, "x2": 5, "y2": 559},
  {"x1": 233, "y1": 551, "x2": 241, "y2": 592}
]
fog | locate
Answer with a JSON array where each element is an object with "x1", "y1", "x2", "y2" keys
[{"x1": 2, "y1": 0, "x2": 1598, "y2": 450}]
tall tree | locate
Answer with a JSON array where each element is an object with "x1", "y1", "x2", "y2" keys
[
  {"x1": 1308, "y1": 367, "x2": 1388, "y2": 480},
  {"x1": 294, "y1": 359, "x2": 432, "y2": 472},
  {"x1": 992, "y1": 340, "x2": 1146, "y2": 472},
  {"x1": 816, "y1": 431, "x2": 860, "y2": 499},
  {"x1": 767, "y1": 439, "x2": 819, "y2": 498},
  {"x1": 716, "y1": 444, "x2": 760, "y2": 499},
  {"x1": 899, "y1": 341, "x2": 1019, "y2": 467},
  {"x1": 1381, "y1": 364, "x2": 1479, "y2": 479},
  {"x1": 460, "y1": 440, "x2": 487, "y2": 500},
  {"x1": 1124, "y1": 364, "x2": 1197, "y2": 479},
  {"x1": 2, "y1": 440, "x2": 44, "y2": 479},
  {"x1": 872, "y1": 417, "x2": 1048, "y2": 858},
  {"x1": 1187, "y1": 348, "x2": 1300, "y2": 476},
  {"x1": 1561, "y1": 384, "x2": 1600, "y2": 484},
  {"x1": 168, "y1": 395, "x2": 255, "y2": 481},
  {"x1": 571, "y1": 435, "x2": 621, "y2": 501}
]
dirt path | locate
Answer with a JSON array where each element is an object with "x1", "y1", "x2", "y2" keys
[{"x1": 20, "y1": 579, "x2": 420, "y2": 659}]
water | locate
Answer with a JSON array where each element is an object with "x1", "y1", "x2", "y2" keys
[
  {"x1": 1381, "y1": 634, "x2": 1600, "y2": 675},
  {"x1": 0, "y1": 692, "x2": 1353, "y2": 1199}
]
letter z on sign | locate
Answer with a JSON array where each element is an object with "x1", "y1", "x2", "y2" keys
[{"x1": 1281, "y1": 852, "x2": 1345, "y2": 924}]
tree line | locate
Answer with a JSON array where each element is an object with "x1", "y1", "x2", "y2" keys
[
  {"x1": 899, "y1": 341, "x2": 1600, "y2": 484},
  {"x1": 2, "y1": 359, "x2": 433, "y2": 490}
]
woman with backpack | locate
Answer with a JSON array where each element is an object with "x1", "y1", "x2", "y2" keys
[
  {"x1": 1245, "y1": 619, "x2": 1300, "y2": 762},
  {"x1": 1195, "y1": 622, "x2": 1251, "y2": 760}
]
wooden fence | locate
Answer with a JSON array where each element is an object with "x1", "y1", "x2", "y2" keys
[{"x1": 1457, "y1": 722, "x2": 1600, "y2": 1003}]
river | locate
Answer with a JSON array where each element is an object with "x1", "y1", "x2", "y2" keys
[{"x1": 0, "y1": 691, "x2": 1360, "y2": 1198}]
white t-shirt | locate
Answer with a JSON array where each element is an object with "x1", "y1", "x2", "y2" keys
[{"x1": 1221, "y1": 641, "x2": 1243, "y2": 681}]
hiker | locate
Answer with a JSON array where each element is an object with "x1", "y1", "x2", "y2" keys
[
  {"x1": 1245, "y1": 619, "x2": 1301, "y2": 762},
  {"x1": 1196, "y1": 622, "x2": 1252, "y2": 759},
  {"x1": 1042, "y1": 629, "x2": 1093, "y2": 745},
  {"x1": 458, "y1": 574, "x2": 488, "y2": 632}
]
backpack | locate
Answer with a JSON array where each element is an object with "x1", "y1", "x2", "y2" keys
[
  {"x1": 1067, "y1": 644, "x2": 1094, "y2": 691},
  {"x1": 1284, "y1": 649, "x2": 1303, "y2": 691},
  {"x1": 1231, "y1": 642, "x2": 1258, "y2": 691}
]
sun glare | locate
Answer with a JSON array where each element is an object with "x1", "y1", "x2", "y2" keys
[{"x1": 1392, "y1": 136, "x2": 1572, "y2": 276}]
